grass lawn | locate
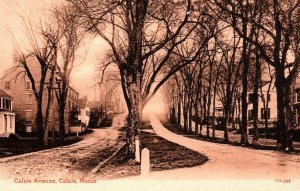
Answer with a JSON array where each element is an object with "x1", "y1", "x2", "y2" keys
[
  {"x1": 0, "y1": 136, "x2": 83, "y2": 158},
  {"x1": 96, "y1": 118, "x2": 208, "y2": 179}
]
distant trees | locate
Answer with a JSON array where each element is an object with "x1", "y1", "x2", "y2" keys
[{"x1": 163, "y1": 0, "x2": 300, "y2": 151}]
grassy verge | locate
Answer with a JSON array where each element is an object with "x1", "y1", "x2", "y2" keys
[
  {"x1": 0, "y1": 136, "x2": 82, "y2": 158},
  {"x1": 97, "y1": 118, "x2": 208, "y2": 179}
]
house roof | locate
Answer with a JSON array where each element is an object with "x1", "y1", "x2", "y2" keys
[
  {"x1": 261, "y1": 80, "x2": 271, "y2": 88},
  {"x1": 0, "y1": 89, "x2": 13, "y2": 99}
]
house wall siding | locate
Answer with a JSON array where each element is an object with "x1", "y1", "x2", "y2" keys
[{"x1": 1, "y1": 58, "x2": 79, "y2": 134}]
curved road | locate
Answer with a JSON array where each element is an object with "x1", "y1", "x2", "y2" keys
[
  {"x1": 0, "y1": 113, "x2": 127, "y2": 181},
  {"x1": 146, "y1": 114, "x2": 300, "y2": 180}
]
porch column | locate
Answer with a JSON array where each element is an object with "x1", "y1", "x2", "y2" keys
[
  {"x1": 6, "y1": 114, "x2": 10, "y2": 133},
  {"x1": 0, "y1": 115, "x2": 3, "y2": 134},
  {"x1": 0, "y1": 97, "x2": 2, "y2": 109},
  {"x1": 12, "y1": 115, "x2": 15, "y2": 134}
]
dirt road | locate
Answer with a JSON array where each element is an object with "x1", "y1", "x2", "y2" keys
[
  {"x1": 0, "y1": 113, "x2": 127, "y2": 181},
  {"x1": 146, "y1": 114, "x2": 300, "y2": 180}
]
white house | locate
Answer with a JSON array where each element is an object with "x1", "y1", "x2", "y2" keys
[
  {"x1": 212, "y1": 80, "x2": 277, "y2": 127},
  {"x1": 78, "y1": 97, "x2": 90, "y2": 127},
  {"x1": 247, "y1": 80, "x2": 277, "y2": 122},
  {"x1": 0, "y1": 89, "x2": 15, "y2": 137}
]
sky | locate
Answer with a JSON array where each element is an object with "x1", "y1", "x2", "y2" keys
[
  {"x1": 0, "y1": 0, "x2": 165, "y2": 113},
  {"x1": 0, "y1": 0, "x2": 108, "y2": 100}
]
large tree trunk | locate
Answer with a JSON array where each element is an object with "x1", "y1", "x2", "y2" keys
[
  {"x1": 188, "y1": 99, "x2": 193, "y2": 133},
  {"x1": 252, "y1": 86, "x2": 259, "y2": 145},
  {"x1": 183, "y1": 94, "x2": 188, "y2": 133},
  {"x1": 240, "y1": 37, "x2": 249, "y2": 144},
  {"x1": 36, "y1": 101, "x2": 44, "y2": 145},
  {"x1": 222, "y1": 103, "x2": 230, "y2": 142},
  {"x1": 59, "y1": 103, "x2": 66, "y2": 138},
  {"x1": 194, "y1": 104, "x2": 199, "y2": 134},
  {"x1": 252, "y1": 52, "x2": 260, "y2": 145},
  {"x1": 222, "y1": 78, "x2": 233, "y2": 142},
  {"x1": 275, "y1": 67, "x2": 290, "y2": 150},
  {"x1": 202, "y1": 87, "x2": 207, "y2": 136},
  {"x1": 240, "y1": 77, "x2": 249, "y2": 144},
  {"x1": 212, "y1": 88, "x2": 217, "y2": 139},
  {"x1": 177, "y1": 96, "x2": 181, "y2": 130},
  {"x1": 56, "y1": 78, "x2": 68, "y2": 140},
  {"x1": 284, "y1": 84, "x2": 294, "y2": 150},
  {"x1": 44, "y1": 70, "x2": 55, "y2": 146},
  {"x1": 206, "y1": 87, "x2": 212, "y2": 138},
  {"x1": 126, "y1": 81, "x2": 142, "y2": 159}
]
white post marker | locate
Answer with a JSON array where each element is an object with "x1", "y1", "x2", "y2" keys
[
  {"x1": 135, "y1": 139, "x2": 140, "y2": 163},
  {"x1": 141, "y1": 148, "x2": 150, "y2": 175}
]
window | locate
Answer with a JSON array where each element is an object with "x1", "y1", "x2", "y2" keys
[
  {"x1": 261, "y1": 108, "x2": 270, "y2": 119},
  {"x1": 6, "y1": 100, "x2": 11, "y2": 110},
  {"x1": 4, "y1": 81, "x2": 10, "y2": 90},
  {"x1": 248, "y1": 93, "x2": 254, "y2": 104},
  {"x1": 1, "y1": 99, "x2": 11, "y2": 110},
  {"x1": 3, "y1": 99, "x2": 7, "y2": 109},
  {"x1": 25, "y1": 93, "x2": 33, "y2": 105},
  {"x1": 26, "y1": 81, "x2": 32, "y2": 90},
  {"x1": 248, "y1": 109, "x2": 253, "y2": 120},
  {"x1": 297, "y1": 91, "x2": 300, "y2": 103}
]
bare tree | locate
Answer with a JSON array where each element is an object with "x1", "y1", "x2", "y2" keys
[
  {"x1": 69, "y1": 0, "x2": 220, "y2": 158},
  {"x1": 215, "y1": 33, "x2": 243, "y2": 142},
  {"x1": 51, "y1": 3, "x2": 85, "y2": 139},
  {"x1": 12, "y1": 22, "x2": 58, "y2": 145}
]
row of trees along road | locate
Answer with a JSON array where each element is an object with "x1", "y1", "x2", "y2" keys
[
  {"x1": 7, "y1": 0, "x2": 300, "y2": 157},
  {"x1": 163, "y1": 0, "x2": 300, "y2": 151}
]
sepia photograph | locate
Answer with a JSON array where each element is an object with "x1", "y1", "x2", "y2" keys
[{"x1": 0, "y1": 0, "x2": 299, "y2": 191}]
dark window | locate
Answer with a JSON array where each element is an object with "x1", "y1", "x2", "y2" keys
[
  {"x1": 297, "y1": 92, "x2": 300, "y2": 102},
  {"x1": 248, "y1": 109, "x2": 253, "y2": 120},
  {"x1": 7, "y1": 100, "x2": 11, "y2": 110},
  {"x1": 3, "y1": 99, "x2": 6, "y2": 109},
  {"x1": 248, "y1": 93, "x2": 254, "y2": 103}
]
